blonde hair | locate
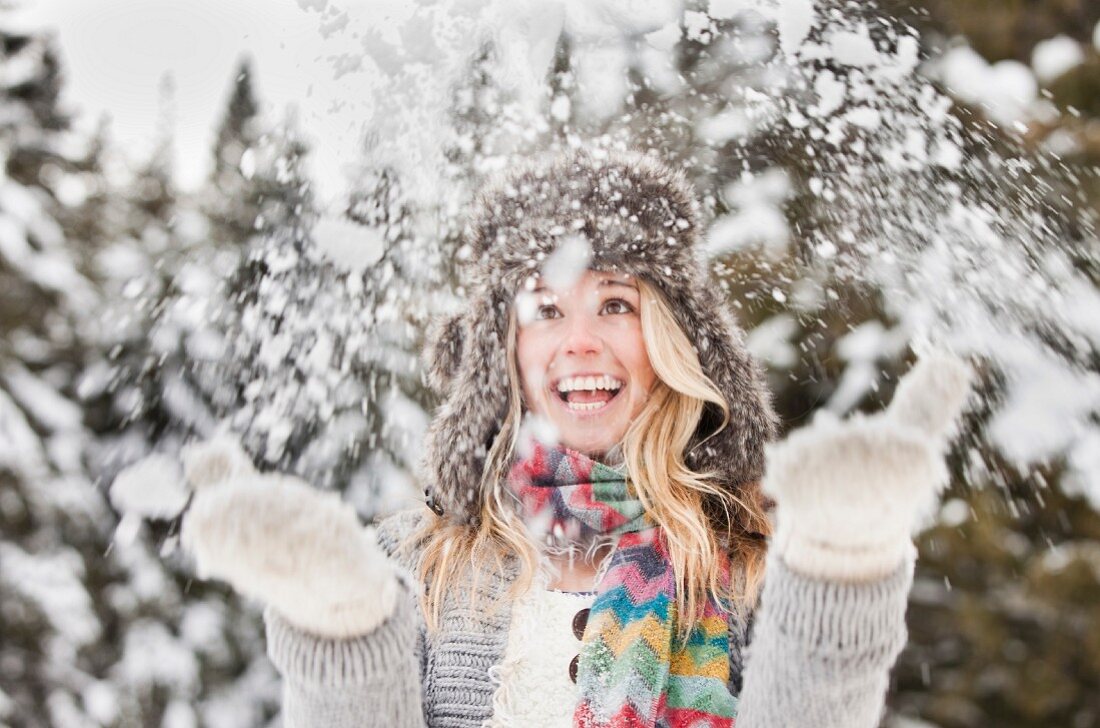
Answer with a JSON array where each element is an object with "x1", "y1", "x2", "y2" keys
[{"x1": 413, "y1": 279, "x2": 770, "y2": 637}]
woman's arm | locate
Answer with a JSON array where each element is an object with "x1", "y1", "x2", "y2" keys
[
  {"x1": 262, "y1": 510, "x2": 431, "y2": 728},
  {"x1": 736, "y1": 554, "x2": 912, "y2": 727},
  {"x1": 736, "y1": 354, "x2": 971, "y2": 727},
  {"x1": 264, "y1": 572, "x2": 427, "y2": 728},
  {"x1": 178, "y1": 438, "x2": 429, "y2": 728}
]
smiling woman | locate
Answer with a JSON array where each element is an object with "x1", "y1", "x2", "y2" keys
[
  {"x1": 516, "y1": 271, "x2": 657, "y2": 454},
  {"x1": 179, "y1": 148, "x2": 972, "y2": 728},
  {"x1": 510, "y1": 268, "x2": 742, "y2": 610},
  {"x1": 403, "y1": 150, "x2": 780, "y2": 726}
]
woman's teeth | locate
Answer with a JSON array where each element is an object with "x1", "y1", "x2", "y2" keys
[
  {"x1": 556, "y1": 375, "x2": 623, "y2": 393},
  {"x1": 567, "y1": 400, "x2": 606, "y2": 411},
  {"x1": 555, "y1": 375, "x2": 624, "y2": 411}
]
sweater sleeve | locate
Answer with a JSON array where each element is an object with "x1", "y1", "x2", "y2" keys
[
  {"x1": 263, "y1": 510, "x2": 430, "y2": 728},
  {"x1": 734, "y1": 552, "x2": 913, "y2": 728}
]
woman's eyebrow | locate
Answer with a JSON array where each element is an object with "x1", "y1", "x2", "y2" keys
[
  {"x1": 599, "y1": 278, "x2": 638, "y2": 290},
  {"x1": 528, "y1": 278, "x2": 635, "y2": 294}
]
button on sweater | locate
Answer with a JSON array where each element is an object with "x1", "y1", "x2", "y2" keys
[{"x1": 264, "y1": 508, "x2": 913, "y2": 728}]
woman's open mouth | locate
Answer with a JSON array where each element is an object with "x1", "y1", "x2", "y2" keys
[{"x1": 554, "y1": 374, "x2": 624, "y2": 413}]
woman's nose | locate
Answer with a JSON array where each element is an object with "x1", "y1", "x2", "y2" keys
[{"x1": 562, "y1": 315, "x2": 603, "y2": 356}]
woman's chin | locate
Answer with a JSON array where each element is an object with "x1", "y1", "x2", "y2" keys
[{"x1": 555, "y1": 424, "x2": 626, "y2": 457}]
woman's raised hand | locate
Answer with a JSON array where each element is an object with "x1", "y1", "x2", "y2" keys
[
  {"x1": 179, "y1": 436, "x2": 401, "y2": 639},
  {"x1": 762, "y1": 354, "x2": 974, "y2": 582}
]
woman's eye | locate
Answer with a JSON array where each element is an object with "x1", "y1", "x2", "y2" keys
[
  {"x1": 537, "y1": 305, "x2": 562, "y2": 320},
  {"x1": 601, "y1": 299, "x2": 635, "y2": 315}
]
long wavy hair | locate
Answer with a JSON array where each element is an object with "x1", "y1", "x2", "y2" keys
[{"x1": 412, "y1": 278, "x2": 771, "y2": 638}]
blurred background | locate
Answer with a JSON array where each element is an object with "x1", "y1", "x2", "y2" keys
[{"x1": 0, "y1": 0, "x2": 1098, "y2": 726}]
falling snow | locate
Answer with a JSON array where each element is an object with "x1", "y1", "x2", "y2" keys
[{"x1": 4, "y1": 0, "x2": 1100, "y2": 724}]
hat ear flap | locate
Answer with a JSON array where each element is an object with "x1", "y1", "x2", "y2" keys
[
  {"x1": 669, "y1": 285, "x2": 779, "y2": 533},
  {"x1": 424, "y1": 314, "x2": 465, "y2": 396},
  {"x1": 422, "y1": 293, "x2": 511, "y2": 525}
]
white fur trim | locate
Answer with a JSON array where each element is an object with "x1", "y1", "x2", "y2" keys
[{"x1": 181, "y1": 473, "x2": 399, "y2": 638}]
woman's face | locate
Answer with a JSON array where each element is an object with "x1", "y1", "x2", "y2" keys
[{"x1": 515, "y1": 269, "x2": 657, "y2": 455}]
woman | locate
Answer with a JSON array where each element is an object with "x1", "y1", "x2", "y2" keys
[{"x1": 181, "y1": 150, "x2": 971, "y2": 728}]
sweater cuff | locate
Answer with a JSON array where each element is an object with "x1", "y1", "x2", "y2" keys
[
  {"x1": 760, "y1": 552, "x2": 913, "y2": 666},
  {"x1": 777, "y1": 532, "x2": 917, "y2": 584},
  {"x1": 265, "y1": 574, "x2": 418, "y2": 689}
]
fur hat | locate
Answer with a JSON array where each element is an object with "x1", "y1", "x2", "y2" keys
[{"x1": 422, "y1": 149, "x2": 778, "y2": 532}]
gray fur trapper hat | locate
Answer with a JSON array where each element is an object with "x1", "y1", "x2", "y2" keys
[{"x1": 422, "y1": 149, "x2": 778, "y2": 533}]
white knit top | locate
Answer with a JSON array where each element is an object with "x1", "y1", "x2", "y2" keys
[{"x1": 487, "y1": 585, "x2": 596, "y2": 727}]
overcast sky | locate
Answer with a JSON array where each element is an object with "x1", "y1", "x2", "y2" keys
[{"x1": 12, "y1": 0, "x2": 409, "y2": 203}]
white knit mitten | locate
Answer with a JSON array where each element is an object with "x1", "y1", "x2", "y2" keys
[
  {"x1": 764, "y1": 354, "x2": 973, "y2": 582},
  {"x1": 179, "y1": 437, "x2": 400, "y2": 639}
]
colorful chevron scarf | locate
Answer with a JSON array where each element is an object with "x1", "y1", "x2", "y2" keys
[{"x1": 507, "y1": 442, "x2": 738, "y2": 728}]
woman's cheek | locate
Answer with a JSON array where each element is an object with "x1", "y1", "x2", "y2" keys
[{"x1": 521, "y1": 353, "x2": 556, "y2": 415}]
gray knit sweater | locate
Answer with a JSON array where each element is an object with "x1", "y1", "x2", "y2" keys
[{"x1": 264, "y1": 509, "x2": 913, "y2": 727}]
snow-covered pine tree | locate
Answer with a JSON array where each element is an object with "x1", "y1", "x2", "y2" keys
[
  {"x1": 88, "y1": 64, "x2": 319, "y2": 473},
  {"x1": 83, "y1": 74, "x2": 230, "y2": 475},
  {"x1": 0, "y1": 26, "x2": 118, "y2": 725},
  {"x1": 0, "y1": 25, "x2": 278, "y2": 727},
  {"x1": 339, "y1": 145, "x2": 436, "y2": 511},
  {"x1": 218, "y1": 40, "x2": 535, "y2": 511},
  {"x1": 213, "y1": 128, "x2": 429, "y2": 516},
  {"x1": 204, "y1": 57, "x2": 265, "y2": 247},
  {"x1": 0, "y1": 44, "x2": 279, "y2": 725},
  {"x1": 207, "y1": 118, "x2": 346, "y2": 481}
]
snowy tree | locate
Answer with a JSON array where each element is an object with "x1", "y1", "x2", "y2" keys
[
  {"x1": 204, "y1": 57, "x2": 265, "y2": 246},
  {"x1": 248, "y1": 111, "x2": 313, "y2": 234},
  {"x1": 0, "y1": 27, "x2": 110, "y2": 724},
  {"x1": 210, "y1": 133, "x2": 431, "y2": 516},
  {"x1": 205, "y1": 59, "x2": 318, "y2": 242},
  {"x1": 895, "y1": 462, "x2": 1100, "y2": 727},
  {"x1": 87, "y1": 75, "x2": 321, "y2": 471},
  {"x1": 83, "y1": 82, "x2": 230, "y2": 475},
  {"x1": 0, "y1": 31, "x2": 280, "y2": 724}
]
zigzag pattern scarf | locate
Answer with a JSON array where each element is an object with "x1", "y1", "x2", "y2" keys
[{"x1": 507, "y1": 443, "x2": 738, "y2": 728}]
